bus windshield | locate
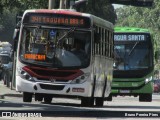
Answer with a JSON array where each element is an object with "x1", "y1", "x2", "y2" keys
[
  {"x1": 114, "y1": 42, "x2": 152, "y2": 70},
  {"x1": 19, "y1": 26, "x2": 91, "y2": 68}
]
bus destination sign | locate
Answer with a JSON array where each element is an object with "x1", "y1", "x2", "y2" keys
[
  {"x1": 114, "y1": 34, "x2": 147, "y2": 41},
  {"x1": 23, "y1": 13, "x2": 90, "y2": 28}
]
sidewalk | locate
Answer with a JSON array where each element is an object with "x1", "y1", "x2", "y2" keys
[{"x1": 0, "y1": 81, "x2": 22, "y2": 99}]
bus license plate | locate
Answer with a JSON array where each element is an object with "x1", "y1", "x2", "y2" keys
[{"x1": 120, "y1": 90, "x2": 130, "y2": 93}]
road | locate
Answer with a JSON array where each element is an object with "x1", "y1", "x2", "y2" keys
[{"x1": 0, "y1": 81, "x2": 160, "y2": 119}]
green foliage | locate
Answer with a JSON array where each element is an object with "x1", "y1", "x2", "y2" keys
[
  {"x1": 0, "y1": 0, "x2": 117, "y2": 42},
  {"x1": 0, "y1": 0, "x2": 48, "y2": 42},
  {"x1": 85, "y1": 0, "x2": 117, "y2": 24},
  {"x1": 0, "y1": 8, "x2": 17, "y2": 43},
  {"x1": 0, "y1": 0, "x2": 48, "y2": 12},
  {"x1": 115, "y1": 0, "x2": 160, "y2": 69}
]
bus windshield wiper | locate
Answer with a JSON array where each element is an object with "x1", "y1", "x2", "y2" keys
[
  {"x1": 56, "y1": 27, "x2": 76, "y2": 45},
  {"x1": 33, "y1": 25, "x2": 42, "y2": 41},
  {"x1": 52, "y1": 28, "x2": 75, "y2": 67},
  {"x1": 128, "y1": 41, "x2": 139, "y2": 56}
]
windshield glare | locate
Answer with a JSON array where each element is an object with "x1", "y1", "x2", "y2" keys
[
  {"x1": 19, "y1": 27, "x2": 91, "y2": 68},
  {"x1": 114, "y1": 42, "x2": 152, "y2": 70}
]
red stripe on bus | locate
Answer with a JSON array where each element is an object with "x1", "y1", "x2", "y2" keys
[{"x1": 22, "y1": 66, "x2": 84, "y2": 80}]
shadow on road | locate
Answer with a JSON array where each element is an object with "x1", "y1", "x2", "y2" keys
[
  {"x1": 0, "y1": 100, "x2": 122, "y2": 117},
  {"x1": 1, "y1": 93, "x2": 22, "y2": 98},
  {"x1": 0, "y1": 99, "x2": 160, "y2": 118}
]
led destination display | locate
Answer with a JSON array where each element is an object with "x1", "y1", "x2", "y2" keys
[
  {"x1": 23, "y1": 13, "x2": 91, "y2": 28},
  {"x1": 114, "y1": 34, "x2": 147, "y2": 41}
]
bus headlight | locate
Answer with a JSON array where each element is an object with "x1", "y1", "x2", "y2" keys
[
  {"x1": 71, "y1": 73, "x2": 90, "y2": 84},
  {"x1": 145, "y1": 76, "x2": 152, "y2": 84},
  {"x1": 17, "y1": 67, "x2": 35, "y2": 81}
]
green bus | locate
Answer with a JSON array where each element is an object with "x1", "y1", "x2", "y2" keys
[{"x1": 111, "y1": 27, "x2": 154, "y2": 102}]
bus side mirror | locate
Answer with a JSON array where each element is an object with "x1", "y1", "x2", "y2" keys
[
  {"x1": 13, "y1": 28, "x2": 19, "y2": 41},
  {"x1": 13, "y1": 28, "x2": 19, "y2": 51},
  {"x1": 94, "y1": 33, "x2": 100, "y2": 43}
]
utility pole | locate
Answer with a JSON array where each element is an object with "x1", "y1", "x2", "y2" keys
[
  {"x1": 60, "y1": 0, "x2": 65, "y2": 9},
  {"x1": 70, "y1": 0, "x2": 75, "y2": 9},
  {"x1": 48, "y1": 0, "x2": 55, "y2": 9},
  {"x1": 60, "y1": 0, "x2": 71, "y2": 9}
]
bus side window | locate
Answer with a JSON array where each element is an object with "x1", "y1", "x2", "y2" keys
[
  {"x1": 94, "y1": 31, "x2": 100, "y2": 44},
  {"x1": 94, "y1": 26, "x2": 100, "y2": 55}
]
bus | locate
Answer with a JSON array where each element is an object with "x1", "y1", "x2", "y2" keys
[
  {"x1": 12, "y1": 9, "x2": 114, "y2": 107},
  {"x1": 110, "y1": 27, "x2": 154, "y2": 102}
]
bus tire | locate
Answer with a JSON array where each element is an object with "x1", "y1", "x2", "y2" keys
[
  {"x1": 23, "y1": 92, "x2": 33, "y2": 102},
  {"x1": 139, "y1": 94, "x2": 152, "y2": 102},
  {"x1": 106, "y1": 94, "x2": 112, "y2": 101},
  {"x1": 95, "y1": 97, "x2": 104, "y2": 107},
  {"x1": 35, "y1": 93, "x2": 43, "y2": 102},
  {"x1": 44, "y1": 95, "x2": 52, "y2": 104},
  {"x1": 81, "y1": 76, "x2": 96, "y2": 107},
  {"x1": 81, "y1": 97, "x2": 94, "y2": 107},
  {"x1": 95, "y1": 77, "x2": 107, "y2": 107}
]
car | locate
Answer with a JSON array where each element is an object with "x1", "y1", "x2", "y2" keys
[
  {"x1": 0, "y1": 53, "x2": 12, "y2": 67},
  {"x1": 153, "y1": 79, "x2": 160, "y2": 93},
  {"x1": 0, "y1": 53, "x2": 12, "y2": 86}
]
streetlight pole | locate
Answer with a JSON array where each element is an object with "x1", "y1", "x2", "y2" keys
[
  {"x1": 48, "y1": 0, "x2": 55, "y2": 9},
  {"x1": 60, "y1": 0, "x2": 70, "y2": 9},
  {"x1": 60, "y1": 0, "x2": 65, "y2": 9}
]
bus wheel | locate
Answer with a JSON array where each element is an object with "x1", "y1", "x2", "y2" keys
[
  {"x1": 95, "y1": 97, "x2": 104, "y2": 107},
  {"x1": 95, "y1": 77, "x2": 107, "y2": 107},
  {"x1": 139, "y1": 94, "x2": 152, "y2": 102},
  {"x1": 35, "y1": 93, "x2": 43, "y2": 102},
  {"x1": 23, "y1": 92, "x2": 33, "y2": 102},
  {"x1": 44, "y1": 95, "x2": 52, "y2": 104},
  {"x1": 81, "y1": 97, "x2": 94, "y2": 107},
  {"x1": 105, "y1": 94, "x2": 112, "y2": 101}
]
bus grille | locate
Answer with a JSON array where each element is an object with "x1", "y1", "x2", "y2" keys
[
  {"x1": 39, "y1": 84, "x2": 65, "y2": 90},
  {"x1": 37, "y1": 79, "x2": 69, "y2": 83}
]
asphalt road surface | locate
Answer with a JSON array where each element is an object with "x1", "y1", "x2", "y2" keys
[{"x1": 0, "y1": 81, "x2": 160, "y2": 120}]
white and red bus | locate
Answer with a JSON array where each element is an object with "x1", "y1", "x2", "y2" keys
[{"x1": 12, "y1": 9, "x2": 114, "y2": 107}]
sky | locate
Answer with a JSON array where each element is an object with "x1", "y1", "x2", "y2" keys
[{"x1": 113, "y1": 4, "x2": 124, "y2": 9}]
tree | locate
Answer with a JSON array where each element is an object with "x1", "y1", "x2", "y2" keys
[
  {"x1": 0, "y1": 0, "x2": 117, "y2": 42},
  {"x1": 0, "y1": 8, "x2": 18, "y2": 43},
  {"x1": 85, "y1": 0, "x2": 117, "y2": 24},
  {"x1": 0, "y1": 0, "x2": 48, "y2": 12},
  {"x1": 0, "y1": 0, "x2": 48, "y2": 42}
]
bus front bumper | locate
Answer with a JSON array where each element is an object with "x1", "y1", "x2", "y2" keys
[
  {"x1": 16, "y1": 76, "x2": 92, "y2": 97},
  {"x1": 111, "y1": 81, "x2": 153, "y2": 96}
]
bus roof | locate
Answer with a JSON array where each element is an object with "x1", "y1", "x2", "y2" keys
[
  {"x1": 24, "y1": 9, "x2": 83, "y2": 16},
  {"x1": 114, "y1": 27, "x2": 149, "y2": 33},
  {"x1": 91, "y1": 15, "x2": 113, "y2": 29},
  {"x1": 23, "y1": 9, "x2": 91, "y2": 18}
]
